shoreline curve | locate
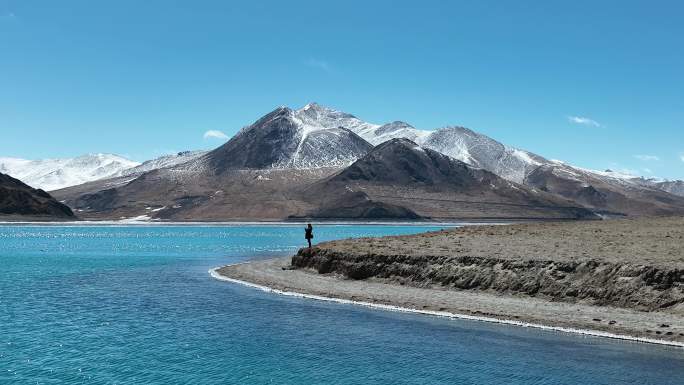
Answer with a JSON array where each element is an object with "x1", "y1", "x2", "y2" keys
[{"x1": 209, "y1": 265, "x2": 684, "y2": 349}]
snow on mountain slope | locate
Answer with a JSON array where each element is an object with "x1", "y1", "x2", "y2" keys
[
  {"x1": 372, "y1": 121, "x2": 431, "y2": 146},
  {"x1": 295, "y1": 102, "x2": 381, "y2": 139},
  {"x1": 653, "y1": 180, "x2": 684, "y2": 197},
  {"x1": 0, "y1": 154, "x2": 139, "y2": 191},
  {"x1": 295, "y1": 103, "x2": 431, "y2": 146},
  {"x1": 122, "y1": 151, "x2": 207, "y2": 177},
  {"x1": 419, "y1": 126, "x2": 546, "y2": 183},
  {"x1": 273, "y1": 127, "x2": 373, "y2": 169},
  {"x1": 544, "y1": 164, "x2": 679, "y2": 193},
  {"x1": 199, "y1": 106, "x2": 373, "y2": 172}
]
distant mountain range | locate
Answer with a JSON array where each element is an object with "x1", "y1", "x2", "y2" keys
[
  {"x1": 3, "y1": 103, "x2": 684, "y2": 220},
  {"x1": 0, "y1": 151, "x2": 208, "y2": 191},
  {"x1": 0, "y1": 154, "x2": 139, "y2": 191},
  {"x1": 631, "y1": 178, "x2": 684, "y2": 197}
]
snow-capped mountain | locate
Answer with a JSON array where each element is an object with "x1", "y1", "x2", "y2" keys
[
  {"x1": 287, "y1": 103, "x2": 545, "y2": 183},
  {"x1": 200, "y1": 105, "x2": 373, "y2": 172},
  {"x1": 269, "y1": 103, "x2": 684, "y2": 215},
  {"x1": 185, "y1": 102, "x2": 679, "y2": 199},
  {"x1": 0, "y1": 154, "x2": 140, "y2": 191},
  {"x1": 289, "y1": 103, "x2": 674, "y2": 191}
]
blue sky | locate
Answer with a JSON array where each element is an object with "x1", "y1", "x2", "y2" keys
[{"x1": 1, "y1": 0, "x2": 683, "y2": 179}]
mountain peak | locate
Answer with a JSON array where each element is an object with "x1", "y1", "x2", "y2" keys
[
  {"x1": 375, "y1": 121, "x2": 416, "y2": 135},
  {"x1": 296, "y1": 102, "x2": 351, "y2": 118},
  {"x1": 371, "y1": 137, "x2": 432, "y2": 158},
  {"x1": 243, "y1": 106, "x2": 295, "y2": 131},
  {"x1": 377, "y1": 137, "x2": 420, "y2": 149},
  {"x1": 301, "y1": 102, "x2": 324, "y2": 111}
]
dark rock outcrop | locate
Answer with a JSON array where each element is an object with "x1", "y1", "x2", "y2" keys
[{"x1": 0, "y1": 172, "x2": 75, "y2": 219}]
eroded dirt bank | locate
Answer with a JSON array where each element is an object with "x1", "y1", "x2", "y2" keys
[{"x1": 292, "y1": 217, "x2": 684, "y2": 312}]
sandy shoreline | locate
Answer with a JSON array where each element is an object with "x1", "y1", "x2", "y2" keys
[{"x1": 212, "y1": 258, "x2": 684, "y2": 347}]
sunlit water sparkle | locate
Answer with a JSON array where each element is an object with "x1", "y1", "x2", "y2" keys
[{"x1": 1, "y1": 224, "x2": 682, "y2": 384}]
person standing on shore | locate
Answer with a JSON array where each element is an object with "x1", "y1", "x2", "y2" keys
[{"x1": 305, "y1": 223, "x2": 314, "y2": 248}]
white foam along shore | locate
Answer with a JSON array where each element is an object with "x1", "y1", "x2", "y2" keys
[{"x1": 209, "y1": 266, "x2": 684, "y2": 349}]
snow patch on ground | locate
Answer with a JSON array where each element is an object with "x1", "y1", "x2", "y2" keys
[{"x1": 118, "y1": 215, "x2": 154, "y2": 222}]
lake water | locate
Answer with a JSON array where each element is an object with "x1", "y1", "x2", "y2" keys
[{"x1": 1, "y1": 224, "x2": 682, "y2": 384}]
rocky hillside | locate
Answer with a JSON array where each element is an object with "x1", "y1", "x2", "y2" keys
[
  {"x1": 525, "y1": 164, "x2": 684, "y2": 216},
  {"x1": 654, "y1": 180, "x2": 684, "y2": 197},
  {"x1": 0, "y1": 172, "x2": 75, "y2": 219},
  {"x1": 292, "y1": 217, "x2": 684, "y2": 312},
  {"x1": 302, "y1": 139, "x2": 596, "y2": 220}
]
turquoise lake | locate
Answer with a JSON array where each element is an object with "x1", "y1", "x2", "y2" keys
[{"x1": 1, "y1": 224, "x2": 682, "y2": 384}]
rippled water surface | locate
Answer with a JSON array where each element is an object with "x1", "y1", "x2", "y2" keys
[{"x1": 1, "y1": 224, "x2": 682, "y2": 384}]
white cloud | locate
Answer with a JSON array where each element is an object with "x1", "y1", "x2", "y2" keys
[
  {"x1": 567, "y1": 116, "x2": 601, "y2": 127},
  {"x1": 680, "y1": 154, "x2": 684, "y2": 162},
  {"x1": 304, "y1": 58, "x2": 331, "y2": 72},
  {"x1": 642, "y1": 168, "x2": 653, "y2": 174},
  {"x1": 634, "y1": 154, "x2": 660, "y2": 161},
  {"x1": 203, "y1": 130, "x2": 228, "y2": 140}
]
